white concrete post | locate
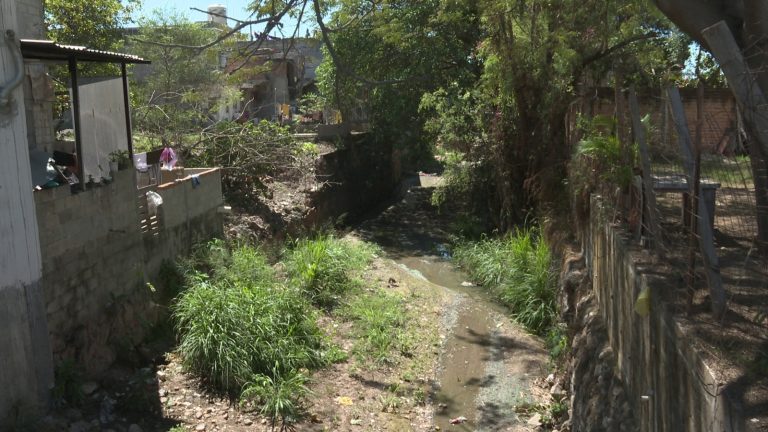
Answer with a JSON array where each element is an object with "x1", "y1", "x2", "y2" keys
[{"x1": 0, "y1": 0, "x2": 53, "y2": 422}]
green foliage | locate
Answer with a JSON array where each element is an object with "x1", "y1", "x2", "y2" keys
[
  {"x1": 51, "y1": 360, "x2": 84, "y2": 407},
  {"x1": 45, "y1": 0, "x2": 137, "y2": 48},
  {"x1": 284, "y1": 235, "x2": 378, "y2": 308},
  {"x1": 572, "y1": 114, "x2": 636, "y2": 197},
  {"x1": 173, "y1": 243, "x2": 327, "y2": 394},
  {"x1": 317, "y1": 0, "x2": 482, "y2": 162},
  {"x1": 241, "y1": 368, "x2": 311, "y2": 427},
  {"x1": 130, "y1": 11, "x2": 232, "y2": 144},
  {"x1": 341, "y1": 290, "x2": 411, "y2": 365},
  {"x1": 181, "y1": 120, "x2": 303, "y2": 206},
  {"x1": 454, "y1": 228, "x2": 556, "y2": 336},
  {"x1": 416, "y1": 0, "x2": 685, "y2": 228},
  {"x1": 546, "y1": 324, "x2": 569, "y2": 362},
  {"x1": 173, "y1": 237, "x2": 378, "y2": 426}
]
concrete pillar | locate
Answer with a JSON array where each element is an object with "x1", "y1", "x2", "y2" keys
[{"x1": 0, "y1": 0, "x2": 54, "y2": 424}]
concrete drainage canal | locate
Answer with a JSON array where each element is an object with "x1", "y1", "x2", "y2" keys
[{"x1": 356, "y1": 180, "x2": 550, "y2": 431}]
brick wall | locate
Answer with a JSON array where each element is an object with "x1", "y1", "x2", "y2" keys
[
  {"x1": 578, "y1": 88, "x2": 737, "y2": 156},
  {"x1": 35, "y1": 168, "x2": 224, "y2": 376}
]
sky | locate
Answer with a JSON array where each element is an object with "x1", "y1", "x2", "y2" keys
[{"x1": 129, "y1": 0, "x2": 303, "y2": 36}]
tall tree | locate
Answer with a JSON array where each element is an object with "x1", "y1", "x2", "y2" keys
[
  {"x1": 421, "y1": 0, "x2": 683, "y2": 229},
  {"x1": 45, "y1": 0, "x2": 139, "y2": 48},
  {"x1": 316, "y1": 0, "x2": 481, "y2": 161},
  {"x1": 130, "y1": 12, "x2": 228, "y2": 145}
]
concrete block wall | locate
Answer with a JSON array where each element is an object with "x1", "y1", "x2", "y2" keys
[
  {"x1": 308, "y1": 135, "x2": 400, "y2": 226},
  {"x1": 144, "y1": 168, "x2": 224, "y2": 277},
  {"x1": 34, "y1": 169, "x2": 148, "y2": 375},
  {"x1": 33, "y1": 168, "x2": 224, "y2": 377},
  {"x1": 587, "y1": 196, "x2": 746, "y2": 431},
  {"x1": 16, "y1": 0, "x2": 44, "y2": 39}
]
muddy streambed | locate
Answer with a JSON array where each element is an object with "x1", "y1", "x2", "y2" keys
[{"x1": 357, "y1": 181, "x2": 550, "y2": 431}]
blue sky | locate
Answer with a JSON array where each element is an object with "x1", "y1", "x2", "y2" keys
[{"x1": 130, "y1": 0, "x2": 303, "y2": 36}]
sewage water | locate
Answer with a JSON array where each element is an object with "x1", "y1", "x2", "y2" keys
[
  {"x1": 398, "y1": 256, "x2": 512, "y2": 430},
  {"x1": 357, "y1": 181, "x2": 547, "y2": 431}
]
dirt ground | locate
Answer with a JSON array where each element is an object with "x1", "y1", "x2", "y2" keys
[{"x1": 649, "y1": 191, "x2": 768, "y2": 428}]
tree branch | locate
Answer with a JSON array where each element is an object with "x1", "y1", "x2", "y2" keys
[{"x1": 581, "y1": 31, "x2": 659, "y2": 68}]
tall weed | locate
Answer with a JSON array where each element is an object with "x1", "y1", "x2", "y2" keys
[
  {"x1": 454, "y1": 228, "x2": 556, "y2": 335},
  {"x1": 173, "y1": 243, "x2": 325, "y2": 394},
  {"x1": 284, "y1": 235, "x2": 378, "y2": 308}
]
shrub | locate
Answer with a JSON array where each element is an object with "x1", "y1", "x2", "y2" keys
[
  {"x1": 454, "y1": 228, "x2": 556, "y2": 335},
  {"x1": 173, "y1": 243, "x2": 326, "y2": 394}
]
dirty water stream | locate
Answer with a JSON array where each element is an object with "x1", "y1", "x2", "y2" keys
[{"x1": 356, "y1": 178, "x2": 548, "y2": 431}]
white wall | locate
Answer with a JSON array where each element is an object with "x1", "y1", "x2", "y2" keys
[
  {"x1": 0, "y1": 0, "x2": 54, "y2": 422},
  {"x1": 77, "y1": 77, "x2": 129, "y2": 180}
]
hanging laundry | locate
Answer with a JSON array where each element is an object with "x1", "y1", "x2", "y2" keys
[{"x1": 160, "y1": 147, "x2": 178, "y2": 169}]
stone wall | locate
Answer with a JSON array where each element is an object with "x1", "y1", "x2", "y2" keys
[
  {"x1": 307, "y1": 135, "x2": 401, "y2": 227},
  {"x1": 580, "y1": 196, "x2": 747, "y2": 432},
  {"x1": 34, "y1": 168, "x2": 224, "y2": 377}
]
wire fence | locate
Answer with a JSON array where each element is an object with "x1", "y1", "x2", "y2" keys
[{"x1": 572, "y1": 84, "x2": 768, "y2": 326}]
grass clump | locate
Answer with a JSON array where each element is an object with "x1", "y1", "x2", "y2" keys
[
  {"x1": 341, "y1": 290, "x2": 412, "y2": 365},
  {"x1": 284, "y1": 235, "x2": 378, "y2": 308},
  {"x1": 173, "y1": 241, "x2": 325, "y2": 395},
  {"x1": 454, "y1": 227, "x2": 556, "y2": 336},
  {"x1": 173, "y1": 237, "x2": 379, "y2": 427}
]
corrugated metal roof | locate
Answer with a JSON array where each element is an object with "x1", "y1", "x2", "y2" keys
[{"x1": 20, "y1": 39, "x2": 150, "y2": 64}]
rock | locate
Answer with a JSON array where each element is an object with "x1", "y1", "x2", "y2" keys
[
  {"x1": 243, "y1": 418, "x2": 253, "y2": 426},
  {"x1": 68, "y1": 420, "x2": 90, "y2": 432},
  {"x1": 598, "y1": 347, "x2": 613, "y2": 360},
  {"x1": 158, "y1": 388, "x2": 168, "y2": 397},
  {"x1": 65, "y1": 408, "x2": 83, "y2": 421},
  {"x1": 100, "y1": 396, "x2": 116, "y2": 424},
  {"x1": 527, "y1": 413, "x2": 542, "y2": 426},
  {"x1": 128, "y1": 425, "x2": 143, "y2": 432},
  {"x1": 550, "y1": 383, "x2": 566, "y2": 399},
  {"x1": 195, "y1": 424, "x2": 206, "y2": 431},
  {"x1": 350, "y1": 419, "x2": 362, "y2": 425},
  {"x1": 195, "y1": 409, "x2": 204, "y2": 419},
  {"x1": 545, "y1": 374, "x2": 556, "y2": 384},
  {"x1": 81, "y1": 381, "x2": 99, "y2": 396}
]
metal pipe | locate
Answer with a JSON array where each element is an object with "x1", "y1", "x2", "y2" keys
[
  {"x1": 121, "y1": 62, "x2": 134, "y2": 160},
  {"x1": 69, "y1": 57, "x2": 85, "y2": 191},
  {"x1": 0, "y1": 30, "x2": 25, "y2": 108}
]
